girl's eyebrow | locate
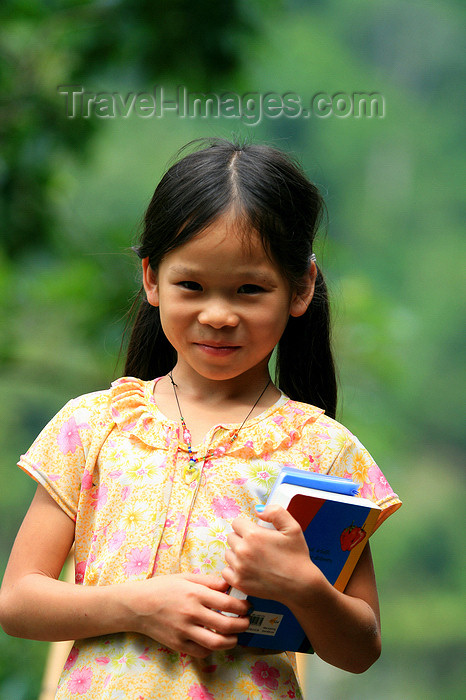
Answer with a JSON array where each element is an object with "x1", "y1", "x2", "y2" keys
[
  {"x1": 168, "y1": 264, "x2": 277, "y2": 286},
  {"x1": 169, "y1": 265, "x2": 199, "y2": 276}
]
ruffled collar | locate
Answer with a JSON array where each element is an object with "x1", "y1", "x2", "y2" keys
[
  {"x1": 110, "y1": 376, "x2": 324, "y2": 457},
  {"x1": 110, "y1": 377, "x2": 173, "y2": 450}
]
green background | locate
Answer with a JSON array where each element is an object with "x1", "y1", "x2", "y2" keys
[{"x1": 1, "y1": 1, "x2": 464, "y2": 698}]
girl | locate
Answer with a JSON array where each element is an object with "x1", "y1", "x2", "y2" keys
[{"x1": 0, "y1": 139, "x2": 401, "y2": 699}]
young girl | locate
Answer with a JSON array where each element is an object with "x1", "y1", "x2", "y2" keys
[{"x1": 0, "y1": 139, "x2": 401, "y2": 699}]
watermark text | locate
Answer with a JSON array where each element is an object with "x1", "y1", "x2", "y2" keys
[{"x1": 58, "y1": 85, "x2": 385, "y2": 124}]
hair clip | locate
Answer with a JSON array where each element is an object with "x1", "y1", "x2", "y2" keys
[{"x1": 309, "y1": 252, "x2": 317, "y2": 264}]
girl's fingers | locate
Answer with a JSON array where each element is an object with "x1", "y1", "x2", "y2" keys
[
  {"x1": 199, "y1": 586, "x2": 249, "y2": 616},
  {"x1": 171, "y1": 573, "x2": 250, "y2": 609},
  {"x1": 256, "y1": 505, "x2": 301, "y2": 535},
  {"x1": 199, "y1": 607, "x2": 250, "y2": 636},
  {"x1": 221, "y1": 564, "x2": 237, "y2": 589},
  {"x1": 230, "y1": 516, "x2": 255, "y2": 537},
  {"x1": 225, "y1": 531, "x2": 242, "y2": 553},
  {"x1": 135, "y1": 574, "x2": 250, "y2": 655},
  {"x1": 177, "y1": 635, "x2": 235, "y2": 659},
  {"x1": 181, "y1": 640, "x2": 214, "y2": 659},
  {"x1": 223, "y1": 549, "x2": 242, "y2": 580},
  {"x1": 189, "y1": 628, "x2": 238, "y2": 654},
  {"x1": 176, "y1": 573, "x2": 249, "y2": 616},
  {"x1": 181, "y1": 572, "x2": 230, "y2": 591},
  {"x1": 223, "y1": 548, "x2": 234, "y2": 567},
  {"x1": 224, "y1": 532, "x2": 242, "y2": 561}
]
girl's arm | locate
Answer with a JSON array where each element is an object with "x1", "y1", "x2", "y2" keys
[
  {"x1": 222, "y1": 505, "x2": 382, "y2": 673},
  {"x1": 0, "y1": 485, "x2": 250, "y2": 658}
]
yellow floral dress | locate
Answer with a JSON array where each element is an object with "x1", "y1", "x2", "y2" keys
[{"x1": 19, "y1": 377, "x2": 401, "y2": 699}]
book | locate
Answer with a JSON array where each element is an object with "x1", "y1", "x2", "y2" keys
[{"x1": 229, "y1": 466, "x2": 381, "y2": 653}]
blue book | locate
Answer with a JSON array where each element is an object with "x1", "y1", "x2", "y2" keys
[{"x1": 230, "y1": 467, "x2": 381, "y2": 653}]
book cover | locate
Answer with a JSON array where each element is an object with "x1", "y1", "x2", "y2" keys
[{"x1": 231, "y1": 467, "x2": 381, "y2": 653}]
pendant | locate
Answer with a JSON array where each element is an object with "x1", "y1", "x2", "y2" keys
[{"x1": 183, "y1": 461, "x2": 200, "y2": 485}]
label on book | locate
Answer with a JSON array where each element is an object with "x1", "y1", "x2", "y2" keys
[{"x1": 247, "y1": 612, "x2": 284, "y2": 636}]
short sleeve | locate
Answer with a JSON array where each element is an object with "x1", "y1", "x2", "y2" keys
[
  {"x1": 329, "y1": 434, "x2": 402, "y2": 530},
  {"x1": 18, "y1": 391, "x2": 110, "y2": 521}
]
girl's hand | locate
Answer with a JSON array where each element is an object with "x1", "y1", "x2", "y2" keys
[
  {"x1": 222, "y1": 505, "x2": 383, "y2": 674},
  {"x1": 222, "y1": 505, "x2": 325, "y2": 606},
  {"x1": 0, "y1": 485, "x2": 249, "y2": 658},
  {"x1": 126, "y1": 572, "x2": 251, "y2": 658}
]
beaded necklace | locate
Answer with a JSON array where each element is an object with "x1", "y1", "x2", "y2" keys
[{"x1": 168, "y1": 372, "x2": 271, "y2": 480}]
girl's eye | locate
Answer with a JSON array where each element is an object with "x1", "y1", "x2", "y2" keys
[
  {"x1": 237, "y1": 284, "x2": 264, "y2": 294},
  {"x1": 178, "y1": 281, "x2": 203, "y2": 291}
]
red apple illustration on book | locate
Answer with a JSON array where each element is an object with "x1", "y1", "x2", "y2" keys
[{"x1": 340, "y1": 522, "x2": 367, "y2": 551}]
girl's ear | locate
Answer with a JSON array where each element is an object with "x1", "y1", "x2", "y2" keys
[
  {"x1": 289, "y1": 261, "x2": 317, "y2": 317},
  {"x1": 142, "y1": 257, "x2": 159, "y2": 307}
]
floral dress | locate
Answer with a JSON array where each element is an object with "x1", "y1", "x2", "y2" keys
[{"x1": 18, "y1": 377, "x2": 401, "y2": 699}]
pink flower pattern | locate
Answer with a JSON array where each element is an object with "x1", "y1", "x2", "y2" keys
[
  {"x1": 187, "y1": 683, "x2": 215, "y2": 699},
  {"x1": 176, "y1": 513, "x2": 187, "y2": 532},
  {"x1": 368, "y1": 464, "x2": 391, "y2": 499},
  {"x1": 109, "y1": 469, "x2": 123, "y2": 479},
  {"x1": 211, "y1": 496, "x2": 240, "y2": 519},
  {"x1": 75, "y1": 561, "x2": 86, "y2": 584},
  {"x1": 108, "y1": 529, "x2": 126, "y2": 552},
  {"x1": 95, "y1": 656, "x2": 110, "y2": 665},
  {"x1": 81, "y1": 469, "x2": 93, "y2": 490},
  {"x1": 64, "y1": 646, "x2": 79, "y2": 670},
  {"x1": 66, "y1": 666, "x2": 93, "y2": 695},
  {"x1": 57, "y1": 417, "x2": 82, "y2": 454},
  {"x1": 124, "y1": 546, "x2": 152, "y2": 576},
  {"x1": 90, "y1": 484, "x2": 108, "y2": 511},
  {"x1": 251, "y1": 660, "x2": 280, "y2": 690}
]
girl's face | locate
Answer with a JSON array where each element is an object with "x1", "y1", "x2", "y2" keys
[{"x1": 142, "y1": 212, "x2": 315, "y2": 385}]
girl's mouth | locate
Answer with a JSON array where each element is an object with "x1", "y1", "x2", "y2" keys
[{"x1": 195, "y1": 343, "x2": 240, "y2": 356}]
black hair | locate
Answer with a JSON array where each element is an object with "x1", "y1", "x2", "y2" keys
[{"x1": 124, "y1": 138, "x2": 337, "y2": 418}]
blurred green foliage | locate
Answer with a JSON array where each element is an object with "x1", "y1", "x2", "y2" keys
[
  {"x1": 1, "y1": 1, "x2": 464, "y2": 698},
  {"x1": 0, "y1": 0, "x2": 262, "y2": 258}
]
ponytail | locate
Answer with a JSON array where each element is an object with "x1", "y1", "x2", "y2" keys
[
  {"x1": 276, "y1": 267, "x2": 337, "y2": 418},
  {"x1": 124, "y1": 293, "x2": 176, "y2": 379}
]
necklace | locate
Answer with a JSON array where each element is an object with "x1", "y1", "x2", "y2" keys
[{"x1": 168, "y1": 372, "x2": 271, "y2": 479}]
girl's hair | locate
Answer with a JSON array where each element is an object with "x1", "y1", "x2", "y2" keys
[{"x1": 124, "y1": 138, "x2": 337, "y2": 418}]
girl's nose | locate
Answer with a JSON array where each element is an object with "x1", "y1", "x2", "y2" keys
[{"x1": 198, "y1": 299, "x2": 239, "y2": 328}]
